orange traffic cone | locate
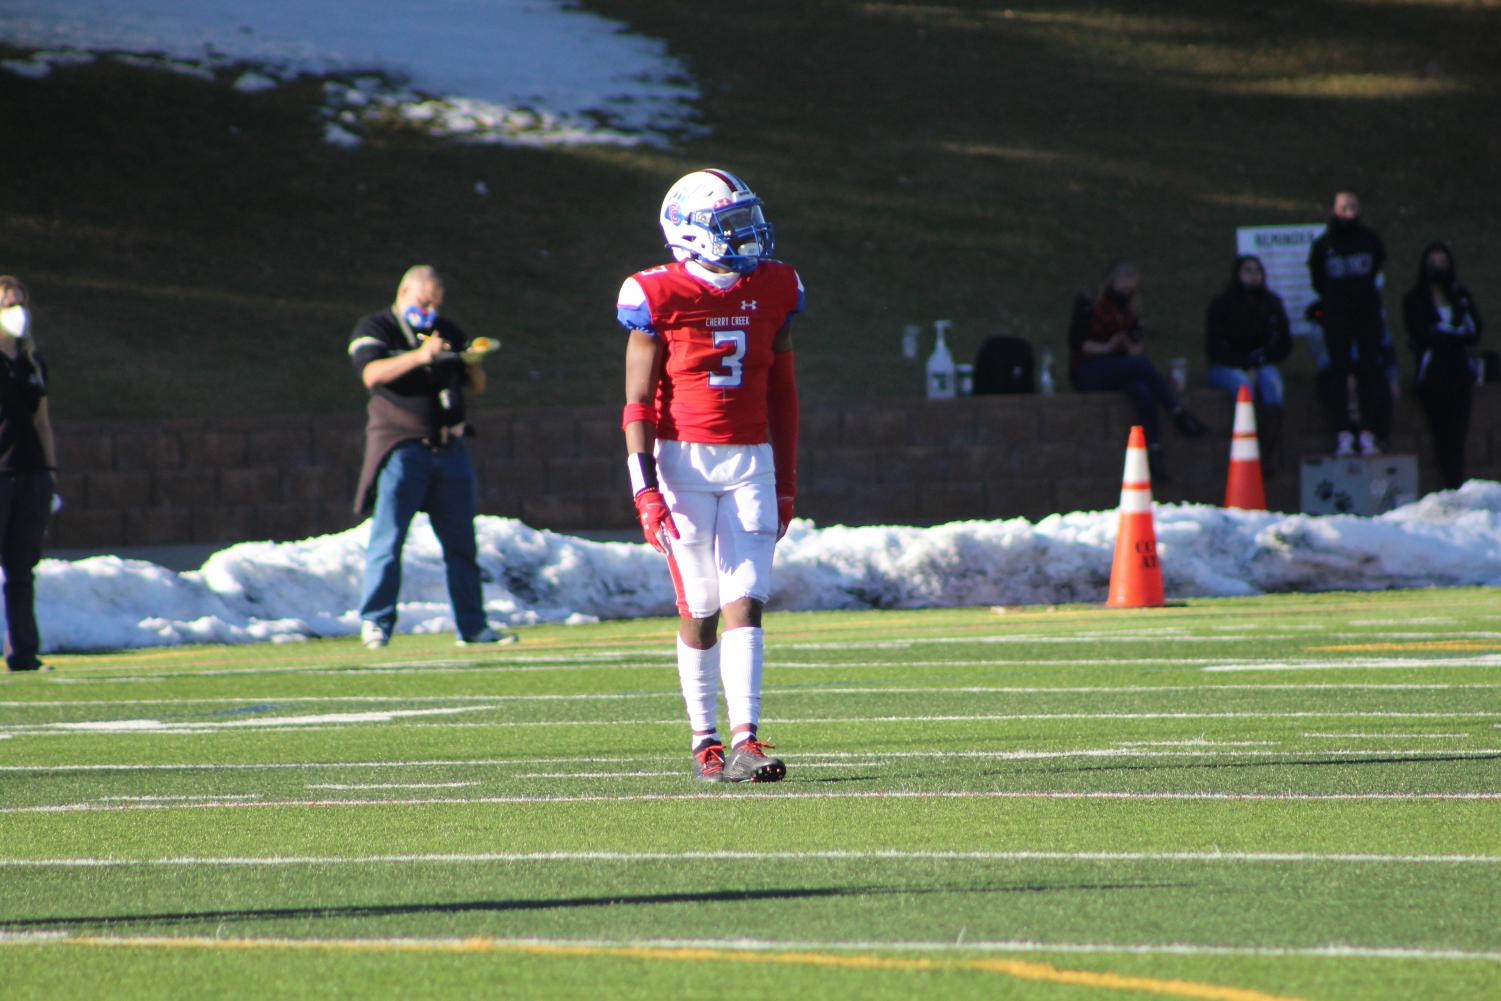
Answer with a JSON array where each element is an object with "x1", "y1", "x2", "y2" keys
[
  {"x1": 1224, "y1": 385, "x2": 1267, "y2": 510},
  {"x1": 1107, "y1": 425, "x2": 1165, "y2": 608}
]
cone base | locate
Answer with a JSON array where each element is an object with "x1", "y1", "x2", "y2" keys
[{"x1": 1106, "y1": 510, "x2": 1165, "y2": 607}]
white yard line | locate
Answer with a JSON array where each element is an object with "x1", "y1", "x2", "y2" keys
[
  {"x1": 0, "y1": 747, "x2": 1494, "y2": 780},
  {"x1": 0, "y1": 932, "x2": 1495, "y2": 963},
  {"x1": 1301, "y1": 733, "x2": 1470, "y2": 739},
  {"x1": 37, "y1": 638, "x2": 1501, "y2": 687},
  {"x1": 516, "y1": 762, "x2": 882, "y2": 779},
  {"x1": 304, "y1": 783, "x2": 478, "y2": 790},
  {"x1": 5, "y1": 682, "x2": 1498, "y2": 709},
  {"x1": 4, "y1": 709, "x2": 1498, "y2": 737},
  {"x1": 1203, "y1": 657, "x2": 1501, "y2": 672},
  {"x1": 2, "y1": 849, "x2": 1497, "y2": 868},
  {"x1": 6, "y1": 784, "x2": 1500, "y2": 814},
  {"x1": 3, "y1": 746, "x2": 1498, "y2": 778},
  {"x1": 96, "y1": 794, "x2": 261, "y2": 802}
]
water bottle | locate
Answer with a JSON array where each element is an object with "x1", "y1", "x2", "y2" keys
[
  {"x1": 926, "y1": 320, "x2": 956, "y2": 399},
  {"x1": 1038, "y1": 351, "x2": 1056, "y2": 397},
  {"x1": 901, "y1": 323, "x2": 921, "y2": 360},
  {"x1": 1169, "y1": 357, "x2": 1188, "y2": 393}
]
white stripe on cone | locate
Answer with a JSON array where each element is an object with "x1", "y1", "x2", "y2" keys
[
  {"x1": 1118, "y1": 432, "x2": 1153, "y2": 514},
  {"x1": 1231, "y1": 390, "x2": 1261, "y2": 459},
  {"x1": 1225, "y1": 385, "x2": 1267, "y2": 511}
]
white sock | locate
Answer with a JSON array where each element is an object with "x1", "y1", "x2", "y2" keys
[
  {"x1": 720, "y1": 626, "x2": 764, "y2": 740},
  {"x1": 676, "y1": 636, "x2": 720, "y2": 737}
]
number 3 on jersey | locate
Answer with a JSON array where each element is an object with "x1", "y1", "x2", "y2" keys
[{"x1": 708, "y1": 330, "x2": 746, "y2": 388}]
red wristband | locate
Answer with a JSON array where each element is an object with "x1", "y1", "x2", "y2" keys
[{"x1": 621, "y1": 402, "x2": 656, "y2": 430}]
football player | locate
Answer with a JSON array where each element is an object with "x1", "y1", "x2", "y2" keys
[{"x1": 617, "y1": 169, "x2": 803, "y2": 783}]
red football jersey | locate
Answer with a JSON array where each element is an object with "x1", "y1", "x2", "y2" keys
[{"x1": 617, "y1": 260, "x2": 803, "y2": 444}]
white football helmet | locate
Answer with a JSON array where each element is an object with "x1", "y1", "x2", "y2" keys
[{"x1": 659, "y1": 168, "x2": 774, "y2": 274}]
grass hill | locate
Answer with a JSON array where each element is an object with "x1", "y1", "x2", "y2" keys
[{"x1": 2, "y1": 0, "x2": 1498, "y2": 420}]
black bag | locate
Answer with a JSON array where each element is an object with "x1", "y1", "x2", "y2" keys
[
  {"x1": 973, "y1": 335, "x2": 1035, "y2": 394},
  {"x1": 1066, "y1": 290, "x2": 1094, "y2": 352}
]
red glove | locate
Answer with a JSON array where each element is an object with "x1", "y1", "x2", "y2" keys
[
  {"x1": 634, "y1": 487, "x2": 679, "y2": 554},
  {"x1": 777, "y1": 496, "x2": 795, "y2": 541}
]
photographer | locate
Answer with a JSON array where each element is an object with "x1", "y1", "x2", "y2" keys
[
  {"x1": 347, "y1": 265, "x2": 514, "y2": 649},
  {"x1": 1070, "y1": 261, "x2": 1204, "y2": 481}
]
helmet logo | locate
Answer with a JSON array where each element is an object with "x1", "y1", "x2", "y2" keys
[{"x1": 664, "y1": 201, "x2": 685, "y2": 225}]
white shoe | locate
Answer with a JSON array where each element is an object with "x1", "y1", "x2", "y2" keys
[
  {"x1": 1335, "y1": 431, "x2": 1356, "y2": 457},
  {"x1": 360, "y1": 620, "x2": 389, "y2": 650},
  {"x1": 457, "y1": 626, "x2": 518, "y2": 646},
  {"x1": 1358, "y1": 430, "x2": 1381, "y2": 456}
]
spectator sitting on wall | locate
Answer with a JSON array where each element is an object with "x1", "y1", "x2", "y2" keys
[
  {"x1": 1069, "y1": 261, "x2": 1205, "y2": 482},
  {"x1": 1204, "y1": 254, "x2": 1293, "y2": 472}
]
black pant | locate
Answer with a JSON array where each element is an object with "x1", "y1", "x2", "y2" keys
[
  {"x1": 0, "y1": 471, "x2": 53, "y2": 669},
  {"x1": 1321, "y1": 316, "x2": 1391, "y2": 438},
  {"x1": 1418, "y1": 382, "x2": 1473, "y2": 490},
  {"x1": 1070, "y1": 355, "x2": 1179, "y2": 449}
]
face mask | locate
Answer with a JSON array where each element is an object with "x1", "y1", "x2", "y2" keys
[
  {"x1": 1107, "y1": 287, "x2": 1133, "y2": 306},
  {"x1": 0, "y1": 304, "x2": 27, "y2": 339},
  {"x1": 1425, "y1": 265, "x2": 1454, "y2": 285},
  {"x1": 403, "y1": 304, "x2": 438, "y2": 331}
]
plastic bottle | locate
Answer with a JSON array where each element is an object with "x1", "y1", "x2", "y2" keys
[
  {"x1": 1169, "y1": 357, "x2": 1188, "y2": 393},
  {"x1": 1038, "y1": 350, "x2": 1056, "y2": 397},
  {"x1": 926, "y1": 320, "x2": 956, "y2": 399},
  {"x1": 901, "y1": 323, "x2": 921, "y2": 360}
]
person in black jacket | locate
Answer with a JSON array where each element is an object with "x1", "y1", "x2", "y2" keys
[
  {"x1": 1307, "y1": 191, "x2": 1390, "y2": 456},
  {"x1": 0, "y1": 276, "x2": 58, "y2": 672},
  {"x1": 1402, "y1": 242, "x2": 1483, "y2": 490},
  {"x1": 1204, "y1": 255, "x2": 1293, "y2": 470},
  {"x1": 347, "y1": 265, "x2": 514, "y2": 649}
]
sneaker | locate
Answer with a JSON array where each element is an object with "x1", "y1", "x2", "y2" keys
[
  {"x1": 1335, "y1": 431, "x2": 1356, "y2": 457},
  {"x1": 457, "y1": 626, "x2": 519, "y2": 646},
  {"x1": 692, "y1": 740, "x2": 725, "y2": 783},
  {"x1": 1358, "y1": 430, "x2": 1381, "y2": 457},
  {"x1": 1172, "y1": 409, "x2": 1206, "y2": 437},
  {"x1": 360, "y1": 620, "x2": 389, "y2": 650},
  {"x1": 722, "y1": 738, "x2": 786, "y2": 783},
  {"x1": 6, "y1": 661, "x2": 52, "y2": 673}
]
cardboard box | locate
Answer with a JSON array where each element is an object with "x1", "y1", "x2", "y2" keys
[{"x1": 1300, "y1": 454, "x2": 1418, "y2": 516}]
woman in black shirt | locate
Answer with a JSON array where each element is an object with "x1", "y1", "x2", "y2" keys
[{"x1": 1402, "y1": 243, "x2": 1484, "y2": 490}]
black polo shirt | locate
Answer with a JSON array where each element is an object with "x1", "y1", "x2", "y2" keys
[{"x1": 0, "y1": 350, "x2": 49, "y2": 474}]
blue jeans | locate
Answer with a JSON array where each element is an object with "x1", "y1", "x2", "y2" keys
[
  {"x1": 1204, "y1": 363, "x2": 1285, "y2": 407},
  {"x1": 1070, "y1": 355, "x2": 1180, "y2": 448},
  {"x1": 359, "y1": 439, "x2": 486, "y2": 639}
]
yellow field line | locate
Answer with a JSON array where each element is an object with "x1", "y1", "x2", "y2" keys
[{"x1": 18, "y1": 935, "x2": 1306, "y2": 1000}]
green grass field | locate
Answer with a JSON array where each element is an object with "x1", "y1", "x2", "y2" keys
[{"x1": 2, "y1": 589, "x2": 1498, "y2": 999}]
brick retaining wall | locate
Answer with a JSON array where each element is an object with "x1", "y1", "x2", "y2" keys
[{"x1": 47, "y1": 386, "x2": 1501, "y2": 550}]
